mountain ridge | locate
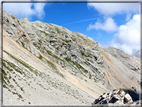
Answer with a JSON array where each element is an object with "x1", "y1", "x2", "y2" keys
[
  {"x1": 134, "y1": 49, "x2": 142, "y2": 59},
  {"x1": 1, "y1": 9, "x2": 141, "y2": 105}
]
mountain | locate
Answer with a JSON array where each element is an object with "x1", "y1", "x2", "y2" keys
[
  {"x1": 134, "y1": 49, "x2": 141, "y2": 59},
  {"x1": 1, "y1": 9, "x2": 141, "y2": 105}
]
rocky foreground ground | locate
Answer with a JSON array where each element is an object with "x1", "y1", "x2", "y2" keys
[{"x1": 92, "y1": 88, "x2": 141, "y2": 106}]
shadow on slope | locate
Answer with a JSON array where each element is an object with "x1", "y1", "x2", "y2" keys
[{"x1": 122, "y1": 89, "x2": 142, "y2": 101}]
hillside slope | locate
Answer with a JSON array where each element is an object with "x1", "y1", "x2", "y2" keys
[{"x1": 1, "y1": 10, "x2": 141, "y2": 105}]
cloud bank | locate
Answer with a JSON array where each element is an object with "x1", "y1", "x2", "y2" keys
[
  {"x1": 87, "y1": 2, "x2": 140, "y2": 55},
  {"x1": 3, "y1": 0, "x2": 46, "y2": 19},
  {"x1": 87, "y1": 3, "x2": 139, "y2": 16},
  {"x1": 87, "y1": 17, "x2": 118, "y2": 32},
  {"x1": 111, "y1": 14, "x2": 140, "y2": 55}
]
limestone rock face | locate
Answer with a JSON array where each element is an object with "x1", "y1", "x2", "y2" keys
[
  {"x1": 92, "y1": 89, "x2": 141, "y2": 106},
  {"x1": 1, "y1": 9, "x2": 141, "y2": 105}
]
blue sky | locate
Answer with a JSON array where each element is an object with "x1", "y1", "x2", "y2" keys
[{"x1": 3, "y1": 1, "x2": 141, "y2": 55}]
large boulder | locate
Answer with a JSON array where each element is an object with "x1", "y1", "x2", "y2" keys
[{"x1": 92, "y1": 88, "x2": 141, "y2": 106}]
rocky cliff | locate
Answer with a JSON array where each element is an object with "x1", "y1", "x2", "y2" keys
[
  {"x1": 134, "y1": 49, "x2": 142, "y2": 59},
  {"x1": 1, "y1": 9, "x2": 141, "y2": 105},
  {"x1": 92, "y1": 88, "x2": 141, "y2": 106}
]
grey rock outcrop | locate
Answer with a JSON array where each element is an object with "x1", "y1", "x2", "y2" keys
[{"x1": 92, "y1": 88, "x2": 141, "y2": 106}]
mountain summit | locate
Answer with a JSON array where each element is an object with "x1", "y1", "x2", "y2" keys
[
  {"x1": 134, "y1": 49, "x2": 142, "y2": 59},
  {"x1": 1, "y1": 10, "x2": 141, "y2": 105}
]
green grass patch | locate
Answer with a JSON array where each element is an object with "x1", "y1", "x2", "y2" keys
[
  {"x1": 81, "y1": 52, "x2": 92, "y2": 58},
  {"x1": 4, "y1": 50, "x2": 33, "y2": 72},
  {"x1": 65, "y1": 35, "x2": 68, "y2": 38},
  {"x1": 21, "y1": 42, "x2": 25, "y2": 48},
  {"x1": 46, "y1": 50, "x2": 64, "y2": 61},
  {"x1": 3, "y1": 60, "x2": 22, "y2": 74},
  {"x1": 45, "y1": 59, "x2": 64, "y2": 78},
  {"x1": 65, "y1": 40, "x2": 72, "y2": 43},
  {"x1": 38, "y1": 39, "x2": 42, "y2": 43},
  {"x1": 38, "y1": 54, "x2": 43, "y2": 60},
  {"x1": 56, "y1": 28, "x2": 60, "y2": 34},
  {"x1": 65, "y1": 57, "x2": 88, "y2": 74}
]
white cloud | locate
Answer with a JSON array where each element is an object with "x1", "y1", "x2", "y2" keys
[
  {"x1": 111, "y1": 14, "x2": 140, "y2": 55},
  {"x1": 87, "y1": 17, "x2": 118, "y2": 32},
  {"x1": 3, "y1": 0, "x2": 46, "y2": 19},
  {"x1": 87, "y1": 3, "x2": 139, "y2": 15},
  {"x1": 87, "y1": 2, "x2": 140, "y2": 55},
  {"x1": 33, "y1": 3, "x2": 46, "y2": 19},
  {"x1": 3, "y1": 3, "x2": 34, "y2": 19}
]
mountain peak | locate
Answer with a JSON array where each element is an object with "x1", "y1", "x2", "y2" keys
[{"x1": 134, "y1": 49, "x2": 142, "y2": 59}]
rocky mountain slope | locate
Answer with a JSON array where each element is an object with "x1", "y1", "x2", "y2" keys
[
  {"x1": 1, "y1": 9, "x2": 141, "y2": 105},
  {"x1": 134, "y1": 49, "x2": 142, "y2": 59}
]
